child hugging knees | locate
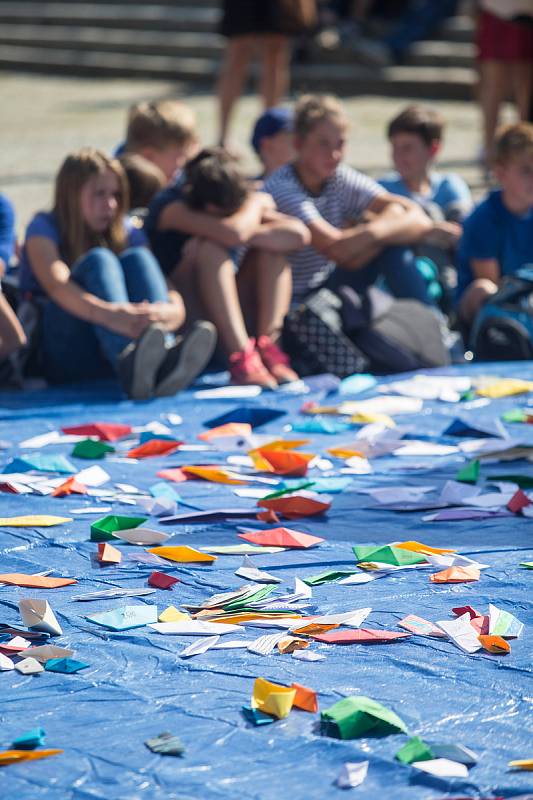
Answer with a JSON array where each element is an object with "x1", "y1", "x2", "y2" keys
[
  {"x1": 457, "y1": 122, "x2": 533, "y2": 327},
  {"x1": 264, "y1": 94, "x2": 434, "y2": 306},
  {"x1": 146, "y1": 147, "x2": 310, "y2": 389},
  {"x1": 19, "y1": 148, "x2": 215, "y2": 399}
]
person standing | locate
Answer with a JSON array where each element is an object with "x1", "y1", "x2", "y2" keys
[{"x1": 217, "y1": 0, "x2": 316, "y2": 148}]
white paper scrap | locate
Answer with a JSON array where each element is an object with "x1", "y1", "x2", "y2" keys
[
  {"x1": 436, "y1": 612, "x2": 481, "y2": 654},
  {"x1": 411, "y1": 758, "x2": 468, "y2": 778},
  {"x1": 336, "y1": 761, "x2": 369, "y2": 789},
  {"x1": 179, "y1": 635, "x2": 220, "y2": 658}
]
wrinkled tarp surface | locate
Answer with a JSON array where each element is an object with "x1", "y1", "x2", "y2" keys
[{"x1": 0, "y1": 363, "x2": 532, "y2": 800}]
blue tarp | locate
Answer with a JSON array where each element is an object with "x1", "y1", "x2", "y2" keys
[{"x1": 0, "y1": 363, "x2": 532, "y2": 800}]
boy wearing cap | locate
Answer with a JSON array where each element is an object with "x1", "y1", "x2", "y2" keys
[{"x1": 252, "y1": 107, "x2": 295, "y2": 179}]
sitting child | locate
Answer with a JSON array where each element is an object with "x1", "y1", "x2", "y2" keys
[
  {"x1": 380, "y1": 104, "x2": 473, "y2": 237},
  {"x1": 0, "y1": 193, "x2": 26, "y2": 361},
  {"x1": 457, "y1": 122, "x2": 533, "y2": 324},
  {"x1": 251, "y1": 107, "x2": 295, "y2": 179},
  {"x1": 145, "y1": 147, "x2": 310, "y2": 388},
  {"x1": 123, "y1": 100, "x2": 199, "y2": 184},
  {"x1": 264, "y1": 94, "x2": 433, "y2": 305},
  {"x1": 19, "y1": 148, "x2": 215, "y2": 398},
  {"x1": 119, "y1": 154, "x2": 166, "y2": 212},
  {"x1": 379, "y1": 105, "x2": 473, "y2": 307}
]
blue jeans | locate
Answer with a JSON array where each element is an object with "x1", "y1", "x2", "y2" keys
[
  {"x1": 43, "y1": 247, "x2": 168, "y2": 384},
  {"x1": 326, "y1": 245, "x2": 432, "y2": 305}
]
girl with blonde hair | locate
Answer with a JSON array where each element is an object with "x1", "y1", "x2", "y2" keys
[{"x1": 19, "y1": 148, "x2": 215, "y2": 398}]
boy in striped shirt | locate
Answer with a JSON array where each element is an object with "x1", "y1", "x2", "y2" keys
[{"x1": 265, "y1": 94, "x2": 433, "y2": 304}]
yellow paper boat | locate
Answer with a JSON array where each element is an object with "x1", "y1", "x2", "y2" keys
[
  {"x1": 396, "y1": 540, "x2": 456, "y2": 556},
  {"x1": 158, "y1": 606, "x2": 190, "y2": 623},
  {"x1": 148, "y1": 546, "x2": 216, "y2": 563},
  {"x1": 251, "y1": 677, "x2": 296, "y2": 719},
  {"x1": 0, "y1": 516, "x2": 72, "y2": 527}
]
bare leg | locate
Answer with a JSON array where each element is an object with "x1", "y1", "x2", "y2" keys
[
  {"x1": 458, "y1": 278, "x2": 498, "y2": 325},
  {"x1": 0, "y1": 293, "x2": 26, "y2": 360},
  {"x1": 187, "y1": 239, "x2": 249, "y2": 354},
  {"x1": 238, "y1": 248, "x2": 298, "y2": 382},
  {"x1": 260, "y1": 35, "x2": 290, "y2": 109},
  {"x1": 217, "y1": 35, "x2": 256, "y2": 146},
  {"x1": 510, "y1": 61, "x2": 533, "y2": 120},
  {"x1": 479, "y1": 60, "x2": 509, "y2": 163}
]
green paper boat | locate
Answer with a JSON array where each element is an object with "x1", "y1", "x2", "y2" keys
[
  {"x1": 321, "y1": 695, "x2": 407, "y2": 740},
  {"x1": 90, "y1": 515, "x2": 147, "y2": 542},
  {"x1": 352, "y1": 544, "x2": 426, "y2": 567}
]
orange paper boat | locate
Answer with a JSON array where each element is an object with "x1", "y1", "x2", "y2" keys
[
  {"x1": 238, "y1": 527, "x2": 324, "y2": 548},
  {"x1": 0, "y1": 573, "x2": 77, "y2": 589},
  {"x1": 127, "y1": 440, "x2": 180, "y2": 459},
  {"x1": 291, "y1": 682, "x2": 318, "y2": 712},
  {"x1": 251, "y1": 448, "x2": 315, "y2": 477},
  {"x1": 182, "y1": 465, "x2": 247, "y2": 484},
  {"x1": 478, "y1": 634, "x2": 510, "y2": 654},
  {"x1": 197, "y1": 423, "x2": 252, "y2": 441},
  {"x1": 257, "y1": 495, "x2": 331, "y2": 519},
  {"x1": 52, "y1": 477, "x2": 87, "y2": 497},
  {"x1": 430, "y1": 566, "x2": 480, "y2": 583},
  {"x1": 97, "y1": 542, "x2": 122, "y2": 565}
]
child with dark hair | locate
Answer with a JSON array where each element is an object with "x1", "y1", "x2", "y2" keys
[
  {"x1": 146, "y1": 147, "x2": 310, "y2": 387},
  {"x1": 0, "y1": 193, "x2": 26, "y2": 360},
  {"x1": 379, "y1": 104, "x2": 473, "y2": 306},
  {"x1": 381, "y1": 105, "x2": 473, "y2": 228},
  {"x1": 19, "y1": 148, "x2": 215, "y2": 398}
]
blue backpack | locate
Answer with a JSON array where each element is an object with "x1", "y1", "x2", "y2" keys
[{"x1": 470, "y1": 267, "x2": 533, "y2": 360}]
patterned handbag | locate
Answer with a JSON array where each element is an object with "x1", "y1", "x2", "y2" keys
[{"x1": 282, "y1": 287, "x2": 370, "y2": 377}]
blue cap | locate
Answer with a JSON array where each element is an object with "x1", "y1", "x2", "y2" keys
[{"x1": 251, "y1": 107, "x2": 293, "y2": 154}]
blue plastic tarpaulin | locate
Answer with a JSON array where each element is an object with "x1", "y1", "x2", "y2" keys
[{"x1": 0, "y1": 364, "x2": 532, "y2": 800}]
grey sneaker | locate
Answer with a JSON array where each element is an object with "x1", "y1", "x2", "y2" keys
[
  {"x1": 154, "y1": 320, "x2": 217, "y2": 398},
  {"x1": 117, "y1": 324, "x2": 167, "y2": 400}
]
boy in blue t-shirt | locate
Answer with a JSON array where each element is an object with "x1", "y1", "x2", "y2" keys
[
  {"x1": 380, "y1": 105, "x2": 473, "y2": 230},
  {"x1": 379, "y1": 104, "x2": 473, "y2": 308},
  {"x1": 457, "y1": 122, "x2": 533, "y2": 324}
]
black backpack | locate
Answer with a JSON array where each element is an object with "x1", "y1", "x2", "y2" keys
[
  {"x1": 282, "y1": 285, "x2": 450, "y2": 377},
  {"x1": 470, "y1": 268, "x2": 533, "y2": 361}
]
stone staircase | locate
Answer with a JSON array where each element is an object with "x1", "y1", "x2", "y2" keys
[{"x1": 0, "y1": 0, "x2": 477, "y2": 100}]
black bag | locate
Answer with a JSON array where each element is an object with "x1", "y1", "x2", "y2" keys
[
  {"x1": 340, "y1": 286, "x2": 450, "y2": 373},
  {"x1": 282, "y1": 285, "x2": 450, "y2": 377},
  {"x1": 469, "y1": 268, "x2": 533, "y2": 361},
  {"x1": 282, "y1": 287, "x2": 370, "y2": 378}
]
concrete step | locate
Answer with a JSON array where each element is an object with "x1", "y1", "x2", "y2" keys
[
  {"x1": 0, "y1": 23, "x2": 476, "y2": 69},
  {"x1": 407, "y1": 40, "x2": 475, "y2": 69},
  {"x1": 0, "y1": 44, "x2": 476, "y2": 100},
  {"x1": 436, "y1": 14, "x2": 475, "y2": 44},
  {"x1": 0, "y1": 3, "x2": 219, "y2": 32},
  {"x1": 0, "y1": 24, "x2": 225, "y2": 59}
]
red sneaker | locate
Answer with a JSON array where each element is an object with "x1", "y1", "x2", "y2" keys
[
  {"x1": 229, "y1": 338, "x2": 277, "y2": 389},
  {"x1": 257, "y1": 335, "x2": 299, "y2": 384}
]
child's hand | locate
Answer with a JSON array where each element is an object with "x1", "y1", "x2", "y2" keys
[
  {"x1": 145, "y1": 301, "x2": 184, "y2": 331},
  {"x1": 423, "y1": 220, "x2": 462, "y2": 248},
  {"x1": 104, "y1": 302, "x2": 154, "y2": 339},
  {"x1": 254, "y1": 191, "x2": 277, "y2": 215}
]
